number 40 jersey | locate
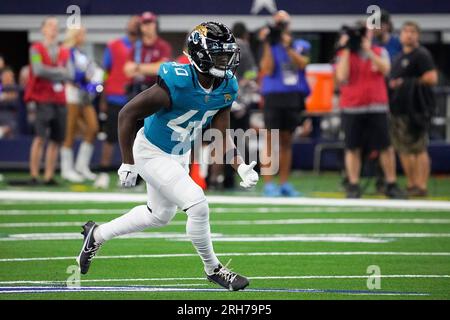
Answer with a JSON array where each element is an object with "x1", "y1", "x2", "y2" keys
[{"x1": 143, "y1": 62, "x2": 238, "y2": 155}]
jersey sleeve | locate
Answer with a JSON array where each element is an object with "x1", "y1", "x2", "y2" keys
[{"x1": 157, "y1": 62, "x2": 191, "y2": 107}]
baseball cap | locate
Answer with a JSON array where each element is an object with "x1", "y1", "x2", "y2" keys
[{"x1": 140, "y1": 11, "x2": 157, "y2": 23}]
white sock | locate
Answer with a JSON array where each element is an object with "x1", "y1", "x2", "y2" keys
[
  {"x1": 60, "y1": 147, "x2": 74, "y2": 175},
  {"x1": 75, "y1": 142, "x2": 95, "y2": 178},
  {"x1": 94, "y1": 205, "x2": 165, "y2": 243},
  {"x1": 186, "y1": 201, "x2": 220, "y2": 275}
]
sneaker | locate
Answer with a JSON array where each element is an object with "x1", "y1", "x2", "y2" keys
[
  {"x1": 93, "y1": 173, "x2": 110, "y2": 189},
  {"x1": 28, "y1": 177, "x2": 41, "y2": 186},
  {"x1": 375, "y1": 177, "x2": 385, "y2": 194},
  {"x1": 206, "y1": 263, "x2": 249, "y2": 291},
  {"x1": 62, "y1": 170, "x2": 84, "y2": 183},
  {"x1": 76, "y1": 221, "x2": 102, "y2": 274},
  {"x1": 280, "y1": 183, "x2": 301, "y2": 197},
  {"x1": 263, "y1": 182, "x2": 281, "y2": 197},
  {"x1": 407, "y1": 186, "x2": 427, "y2": 197},
  {"x1": 385, "y1": 183, "x2": 407, "y2": 199},
  {"x1": 346, "y1": 183, "x2": 361, "y2": 199},
  {"x1": 77, "y1": 168, "x2": 97, "y2": 181},
  {"x1": 43, "y1": 178, "x2": 59, "y2": 186}
]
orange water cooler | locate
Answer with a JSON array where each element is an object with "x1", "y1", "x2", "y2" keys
[{"x1": 305, "y1": 64, "x2": 334, "y2": 113}]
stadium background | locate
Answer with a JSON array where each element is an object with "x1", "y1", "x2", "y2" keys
[
  {"x1": 0, "y1": 0, "x2": 450, "y2": 300},
  {"x1": 1, "y1": 0, "x2": 450, "y2": 172}
]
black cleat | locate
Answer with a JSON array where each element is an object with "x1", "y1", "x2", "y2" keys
[
  {"x1": 385, "y1": 183, "x2": 407, "y2": 199},
  {"x1": 346, "y1": 183, "x2": 361, "y2": 199},
  {"x1": 76, "y1": 221, "x2": 102, "y2": 274},
  {"x1": 206, "y1": 263, "x2": 249, "y2": 291}
]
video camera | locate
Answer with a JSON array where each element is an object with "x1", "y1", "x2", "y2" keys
[
  {"x1": 340, "y1": 24, "x2": 367, "y2": 52},
  {"x1": 266, "y1": 20, "x2": 289, "y2": 45}
]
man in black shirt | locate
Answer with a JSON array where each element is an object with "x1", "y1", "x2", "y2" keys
[{"x1": 389, "y1": 21, "x2": 438, "y2": 197}]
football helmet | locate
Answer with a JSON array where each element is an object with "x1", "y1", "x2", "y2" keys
[{"x1": 185, "y1": 21, "x2": 240, "y2": 79}]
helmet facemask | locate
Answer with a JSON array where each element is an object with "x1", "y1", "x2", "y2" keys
[{"x1": 208, "y1": 43, "x2": 240, "y2": 79}]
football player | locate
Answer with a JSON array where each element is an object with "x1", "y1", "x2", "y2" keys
[{"x1": 76, "y1": 22, "x2": 259, "y2": 291}]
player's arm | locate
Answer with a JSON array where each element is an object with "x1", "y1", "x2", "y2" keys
[
  {"x1": 117, "y1": 82, "x2": 170, "y2": 187},
  {"x1": 118, "y1": 83, "x2": 170, "y2": 164},
  {"x1": 211, "y1": 106, "x2": 243, "y2": 171},
  {"x1": 211, "y1": 107, "x2": 259, "y2": 188}
]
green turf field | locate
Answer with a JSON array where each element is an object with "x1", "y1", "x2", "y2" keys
[
  {"x1": 2, "y1": 171, "x2": 450, "y2": 200},
  {"x1": 1, "y1": 194, "x2": 449, "y2": 300}
]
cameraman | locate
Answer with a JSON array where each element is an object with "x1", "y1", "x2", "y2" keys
[
  {"x1": 259, "y1": 10, "x2": 310, "y2": 197},
  {"x1": 335, "y1": 22, "x2": 404, "y2": 198}
]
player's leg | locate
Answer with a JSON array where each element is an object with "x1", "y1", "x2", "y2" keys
[
  {"x1": 77, "y1": 131, "x2": 179, "y2": 274},
  {"x1": 77, "y1": 168, "x2": 178, "y2": 274},
  {"x1": 138, "y1": 155, "x2": 248, "y2": 290},
  {"x1": 94, "y1": 181, "x2": 177, "y2": 243}
]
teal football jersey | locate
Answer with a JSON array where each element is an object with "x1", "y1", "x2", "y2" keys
[{"x1": 144, "y1": 62, "x2": 238, "y2": 155}]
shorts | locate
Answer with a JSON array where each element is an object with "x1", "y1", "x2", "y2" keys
[
  {"x1": 263, "y1": 92, "x2": 305, "y2": 132},
  {"x1": 105, "y1": 102, "x2": 122, "y2": 143},
  {"x1": 34, "y1": 103, "x2": 67, "y2": 143},
  {"x1": 389, "y1": 114, "x2": 428, "y2": 154},
  {"x1": 133, "y1": 128, "x2": 205, "y2": 217},
  {"x1": 341, "y1": 112, "x2": 391, "y2": 151}
]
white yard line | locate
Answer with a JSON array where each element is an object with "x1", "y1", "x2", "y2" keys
[
  {"x1": 0, "y1": 209, "x2": 126, "y2": 216},
  {"x1": 1, "y1": 207, "x2": 441, "y2": 216},
  {"x1": 0, "y1": 286, "x2": 430, "y2": 296},
  {"x1": 2, "y1": 232, "x2": 450, "y2": 242},
  {"x1": 1, "y1": 191, "x2": 450, "y2": 210},
  {"x1": 1, "y1": 218, "x2": 450, "y2": 228},
  {"x1": 1, "y1": 251, "x2": 449, "y2": 262},
  {"x1": 0, "y1": 232, "x2": 217, "y2": 241},
  {"x1": 0, "y1": 274, "x2": 448, "y2": 285},
  {"x1": 0, "y1": 233, "x2": 392, "y2": 243}
]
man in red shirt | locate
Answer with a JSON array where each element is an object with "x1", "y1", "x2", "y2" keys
[
  {"x1": 25, "y1": 17, "x2": 71, "y2": 185},
  {"x1": 124, "y1": 11, "x2": 172, "y2": 99},
  {"x1": 335, "y1": 22, "x2": 404, "y2": 199}
]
